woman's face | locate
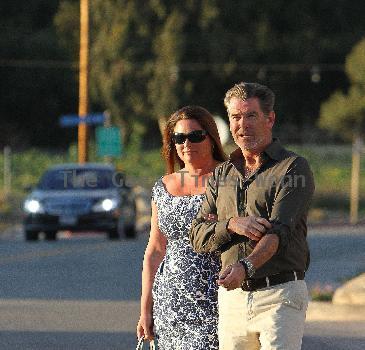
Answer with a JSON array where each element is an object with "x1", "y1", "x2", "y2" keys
[{"x1": 173, "y1": 119, "x2": 213, "y2": 166}]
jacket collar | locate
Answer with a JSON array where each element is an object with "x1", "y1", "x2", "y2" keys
[{"x1": 228, "y1": 138, "x2": 284, "y2": 162}]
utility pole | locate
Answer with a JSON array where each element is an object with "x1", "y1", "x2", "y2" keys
[
  {"x1": 103, "y1": 111, "x2": 113, "y2": 164},
  {"x1": 3, "y1": 146, "x2": 11, "y2": 198},
  {"x1": 350, "y1": 136, "x2": 362, "y2": 224},
  {"x1": 78, "y1": 0, "x2": 89, "y2": 163}
]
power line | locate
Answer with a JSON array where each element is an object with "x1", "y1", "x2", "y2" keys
[
  {"x1": 179, "y1": 63, "x2": 344, "y2": 72},
  {"x1": 0, "y1": 59, "x2": 78, "y2": 69},
  {"x1": 0, "y1": 59, "x2": 344, "y2": 72}
]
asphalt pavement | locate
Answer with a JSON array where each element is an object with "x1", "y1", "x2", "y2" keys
[{"x1": 0, "y1": 225, "x2": 364, "y2": 349}]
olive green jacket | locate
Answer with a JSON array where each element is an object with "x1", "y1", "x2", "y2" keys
[{"x1": 189, "y1": 139, "x2": 315, "y2": 278}]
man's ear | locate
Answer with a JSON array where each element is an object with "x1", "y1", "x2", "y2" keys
[{"x1": 267, "y1": 111, "x2": 275, "y2": 128}]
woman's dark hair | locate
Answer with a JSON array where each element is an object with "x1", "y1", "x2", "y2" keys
[{"x1": 162, "y1": 106, "x2": 227, "y2": 174}]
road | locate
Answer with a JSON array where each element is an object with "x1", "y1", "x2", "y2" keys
[
  {"x1": 0, "y1": 227, "x2": 364, "y2": 349},
  {"x1": 0, "y1": 231, "x2": 144, "y2": 349},
  {"x1": 305, "y1": 227, "x2": 365, "y2": 289}
]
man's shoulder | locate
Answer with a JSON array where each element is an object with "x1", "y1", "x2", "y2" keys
[
  {"x1": 213, "y1": 158, "x2": 235, "y2": 175},
  {"x1": 273, "y1": 144, "x2": 308, "y2": 165},
  {"x1": 271, "y1": 149, "x2": 312, "y2": 181},
  {"x1": 264, "y1": 142, "x2": 311, "y2": 177}
]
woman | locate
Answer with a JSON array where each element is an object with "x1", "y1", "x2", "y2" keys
[{"x1": 137, "y1": 106, "x2": 227, "y2": 349}]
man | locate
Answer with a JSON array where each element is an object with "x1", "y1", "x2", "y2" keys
[{"x1": 189, "y1": 82, "x2": 314, "y2": 350}]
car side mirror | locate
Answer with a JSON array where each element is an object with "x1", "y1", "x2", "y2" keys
[
  {"x1": 114, "y1": 173, "x2": 127, "y2": 188},
  {"x1": 23, "y1": 185, "x2": 34, "y2": 192}
]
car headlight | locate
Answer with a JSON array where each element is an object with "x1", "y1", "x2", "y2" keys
[
  {"x1": 24, "y1": 199, "x2": 45, "y2": 214},
  {"x1": 92, "y1": 198, "x2": 119, "y2": 212}
]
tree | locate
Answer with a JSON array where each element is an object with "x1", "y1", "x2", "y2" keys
[
  {"x1": 55, "y1": 0, "x2": 169, "y2": 147},
  {"x1": 88, "y1": 0, "x2": 155, "y2": 146},
  {"x1": 0, "y1": 0, "x2": 77, "y2": 149},
  {"x1": 318, "y1": 37, "x2": 365, "y2": 224},
  {"x1": 319, "y1": 37, "x2": 365, "y2": 140},
  {"x1": 148, "y1": 9, "x2": 184, "y2": 133},
  {"x1": 50, "y1": 0, "x2": 365, "y2": 148}
]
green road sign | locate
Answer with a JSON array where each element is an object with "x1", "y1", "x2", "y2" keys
[{"x1": 96, "y1": 126, "x2": 122, "y2": 157}]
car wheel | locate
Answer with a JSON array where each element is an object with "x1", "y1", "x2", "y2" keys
[
  {"x1": 45, "y1": 231, "x2": 57, "y2": 241},
  {"x1": 125, "y1": 225, "x2": 136, "y2": 239},
  {"x1": 108, "y1": 229, "x2": 120, "y2": 240},
  {"x1": 25, "y1": 230, "x2": 39, "y2": 241}
]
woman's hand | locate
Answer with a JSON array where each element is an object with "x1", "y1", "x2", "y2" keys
[
  {"x1": 203, "y1": 213, "x2": 218, "y2": 222},
  {"x1": 137, "y1": 313, "x2": 154, "y2": 341}
]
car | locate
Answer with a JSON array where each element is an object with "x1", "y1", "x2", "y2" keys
[{"x1": 23, "y1": 163, "x2": 137, "y2": 241}]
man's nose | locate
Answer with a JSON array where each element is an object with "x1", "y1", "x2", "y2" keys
[{"x1": 237, "y1": 118, "x2": 249, "y2": 129}]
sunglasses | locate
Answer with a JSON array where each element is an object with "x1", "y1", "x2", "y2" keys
[{"x1": 172, "y1": 130, "x2": 208, "y2": 144}]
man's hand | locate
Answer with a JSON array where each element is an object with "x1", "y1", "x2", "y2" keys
[
  {"x1": 228, "y1": 216, "x2": 272, "y2": 241},
  {"x1": 217, "y1": 263, "x2": 246, "y2": 291}
]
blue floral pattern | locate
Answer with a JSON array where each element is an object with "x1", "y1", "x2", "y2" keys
[{"x1": 152, "y1": 178, "x2": 220, "y2": 350}]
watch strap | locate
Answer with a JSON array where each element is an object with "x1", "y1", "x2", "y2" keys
[
  {"x1": 239, "y1": 258, "x2": 256, "y2": 278},
  {"x1": 239, "y1": 259, "x2": 249, "y2": 275}
]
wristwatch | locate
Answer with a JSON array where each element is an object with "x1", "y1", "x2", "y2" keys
[{"x1": 239, "y1": 258, "x2": 256, "y2": 278}]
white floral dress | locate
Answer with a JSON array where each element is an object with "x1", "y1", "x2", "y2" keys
[{"x1": 151, "y1": 178, "x2": 220, "y2": 350}]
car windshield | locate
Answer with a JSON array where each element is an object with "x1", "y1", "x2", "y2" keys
[{"x1": 37, "y1": 168, "x2": 115, "y2": 190}]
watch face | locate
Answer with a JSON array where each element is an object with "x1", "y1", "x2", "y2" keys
[{"x1": 240, "y1": 259, "x2": 255, "y2": 277}]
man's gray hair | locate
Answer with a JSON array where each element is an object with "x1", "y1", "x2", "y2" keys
[{"x1": 224, "y1": 82, "x2": 275, "y2": 116}]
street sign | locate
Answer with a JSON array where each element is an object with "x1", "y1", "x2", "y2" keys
[
  {"x1": 96, "y1": 126, "x2": 122, "y2": 157},
  {"x1": 85, "y1": 113, "x2": 105, "y2": 125},
  {"x1": 59, "y1": 113, "x2": 105, "y2": 127}
]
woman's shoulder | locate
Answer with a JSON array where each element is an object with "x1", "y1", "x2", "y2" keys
[
  {"x1": 162, "y1": 172, "x2": 181, "y2": 189},
  {"x1": 151, "y1": 176, "x2": 165, "y2": 200},
  {"x1": 152, "y1": 176, "x2": 163, "y2": 187},
  {"x1": 161, "y1": 172, "x2": 181, "y2": 186},
  {"x1": 152, "y1": 173, "x2": 181, "y2": 195}
]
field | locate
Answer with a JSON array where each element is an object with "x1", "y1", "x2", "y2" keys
[
  {"x1": 288, "y1": 144, "x2": 365, "y2": 223},
  {"x1": 0, "y1": 143, "x2": 364, "y2": 225}
]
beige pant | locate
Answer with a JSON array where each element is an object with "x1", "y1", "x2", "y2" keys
[{"x1": 218, "y1": 280, "x2": 308, "y2": 350}]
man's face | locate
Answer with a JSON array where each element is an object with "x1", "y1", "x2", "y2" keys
[{"x1": 227, "y1": 97, "x2": 275, "y2": 152}]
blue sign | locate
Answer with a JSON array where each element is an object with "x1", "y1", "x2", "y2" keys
[{"x1": 59, "y1": 113, "x2": 105, "y2": 127}]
